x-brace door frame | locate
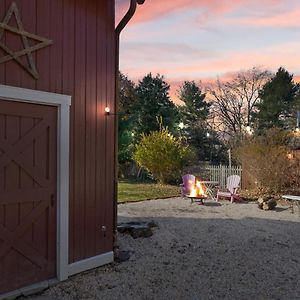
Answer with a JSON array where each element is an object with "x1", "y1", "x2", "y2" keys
[{"x1": 0, "y1": 84, "x2": 71, "y2": 281}]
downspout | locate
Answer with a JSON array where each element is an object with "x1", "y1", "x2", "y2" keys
[{"x1": 113, "y1": 0, "x2": 145, "y2": 244}]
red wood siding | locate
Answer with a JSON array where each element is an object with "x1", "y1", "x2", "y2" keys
[
  {"x1": 0, "y1": 0, "x2": 116, "y2": 263},
  {"x1": 0, "y1": 99, "x2": 57, "y2": 294}
]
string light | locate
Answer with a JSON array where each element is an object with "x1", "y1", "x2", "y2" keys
[{"x1": 246, "y1": 125, "x2": 253, "y2": 135}]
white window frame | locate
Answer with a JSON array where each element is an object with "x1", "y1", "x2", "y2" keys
[{"x1": 0, "y1": 84, "x2": 71, "y2": 281}]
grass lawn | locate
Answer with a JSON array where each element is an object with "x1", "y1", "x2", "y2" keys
[{"x1": 118, "y1": 182, "x2": 180, "y2": 203}]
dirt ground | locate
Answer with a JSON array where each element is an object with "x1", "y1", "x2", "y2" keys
[{"x1": 29, "y1": 198, "x2": 300, "y2": 300}]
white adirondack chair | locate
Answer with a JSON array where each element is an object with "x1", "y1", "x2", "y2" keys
[{"x1": 216, "y1": 175, "x2": 241, "y2": 203}]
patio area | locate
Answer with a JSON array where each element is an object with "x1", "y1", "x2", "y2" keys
[{"x1": 29, "y1": 197, "x2": 300, "y2": 300}]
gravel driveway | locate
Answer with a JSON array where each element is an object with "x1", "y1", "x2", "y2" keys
[{"x1": 30, "y1": 198, "x2": 300, "y2": 300}]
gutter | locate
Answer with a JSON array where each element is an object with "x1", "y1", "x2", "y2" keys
[{"x1": 113, "y1": 0, "x2": 145, "y2": 244}]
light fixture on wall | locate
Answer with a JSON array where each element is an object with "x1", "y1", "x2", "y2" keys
[
  {"x1": 105, "y1": 107, "x2": 110, "y2": 115},
  {"x1": 104, "y1": 107, "x2": 130, "y2": 116}
]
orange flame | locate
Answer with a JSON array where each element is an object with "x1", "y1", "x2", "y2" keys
[{"x1": 190, "y1": 180, "x2": 207, "y2": 198}]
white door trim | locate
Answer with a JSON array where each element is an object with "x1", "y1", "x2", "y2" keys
[
  {"x1": 0, "y1": 84, "x2": 71, "y2": 281},
  {"x1": 68, "y1": 252, "x2": 114, "y2": 276}
]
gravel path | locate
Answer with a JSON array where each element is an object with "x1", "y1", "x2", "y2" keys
[{"x1": 31, "y1": 198, "x2": 300, "y2": 300}]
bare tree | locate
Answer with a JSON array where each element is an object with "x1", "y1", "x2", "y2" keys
[{"x1": 207, "y1": 67, "x2": 271, "y2": 137}]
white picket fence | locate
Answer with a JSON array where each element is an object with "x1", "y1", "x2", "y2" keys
[
  {"x1": 184, "y1": 165, "x2": 242, "y2": 188},
  {"x1": 206, "y1": 165, "x2": 242, "y2": 188}
]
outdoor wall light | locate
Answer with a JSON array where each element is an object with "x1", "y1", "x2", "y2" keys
[
  {"x1": 105, "y1": 107, "x2": 130, "y2": 116},
  {"x1": 105, "y1": 107, "x2": 110, "y2": 115}
]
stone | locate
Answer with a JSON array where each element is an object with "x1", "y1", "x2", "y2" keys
[
  {"x1": 117, "y1": 221, "x2": 157, "y2": 238},
  {"x1": 130, "y1": 224, "x2": 153, "y2": 239},
  {"x1": 115, "y1": 250, "x2": 131, "y2": 263},
  {"x1": 147, "y1": 220, "x2": 159, "y2": 228},
  {"x1": 117, "y1": 223, "x2": 130, "y2": 234}
]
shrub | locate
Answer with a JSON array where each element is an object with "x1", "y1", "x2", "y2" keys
[
  {"x1": 234, "y1": 128, "x2": 297, "y2": 192},
  {"x1": 133, "y1": 126, "x2": 195, "y2": 184}
]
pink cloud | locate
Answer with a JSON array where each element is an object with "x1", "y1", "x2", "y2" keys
[
  {"x1": 126, "y1": 41, "x2": 300, "y2": 78},
  {"x1": 117, "y1": 0, "x2": 211, "y2": 25},
  {"x1": 228, "y1": 8, "x2": 300, "y2": 28},
  {"x1": 116, "y1": 0, "x2": 286, "y2": 26},
  {"x1": 121, "y1": 42, "x2": 214, "y2": 63},
  {"x1": 116, "y1": 0, "x2": 241, "y2": 26}
]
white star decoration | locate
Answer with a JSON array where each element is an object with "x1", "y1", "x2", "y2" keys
[{"x1": 0, "y1": 2, "x2": 53, "y2": 79}]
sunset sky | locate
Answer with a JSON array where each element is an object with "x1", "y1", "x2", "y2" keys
[{"x1": 116, "y1": 0, "x2": 300, "y2": 100}]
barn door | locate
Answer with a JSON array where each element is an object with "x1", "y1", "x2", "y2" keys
[{"x1": 0, "y1": 99, "x2": 57, "y2": 294}]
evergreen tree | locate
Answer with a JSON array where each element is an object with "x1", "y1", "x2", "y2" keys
[
  {"x1": 179, "y1": 81, "x2": 210, "y2": 124},
  {"x1": 118, "y1": 73, "x2": 138, "y2": 164},
  {"x1": 134, "y1": 73, "x2": 178, "y2": 136},
  {"x1": 253, "y1": 67, "x2": 300, "y2": 130},
  {"x1": 119, "y1": 73, "x2": 138, "y2": 114},
  {"x1": 178, "y1": 81, "x2": 214, "y2": 161}
]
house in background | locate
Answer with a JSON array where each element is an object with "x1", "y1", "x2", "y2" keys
[{"x1": 0, "y1": 0, "x2": 143, "y2": 298}]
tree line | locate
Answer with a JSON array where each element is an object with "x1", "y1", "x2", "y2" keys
[{"x1": 118, "y1": 67, "x2": 300, "y2": 170}]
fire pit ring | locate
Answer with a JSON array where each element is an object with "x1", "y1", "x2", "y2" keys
[{"x1": 186, "y1": 195, "x2": 207, "y2": 204}]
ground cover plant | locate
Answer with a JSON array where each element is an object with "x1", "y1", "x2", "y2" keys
[{"x1": 118, "y1": 181, "x2": 180, "y2": 203}]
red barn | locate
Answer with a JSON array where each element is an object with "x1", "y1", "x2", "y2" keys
[{"x1": 0, "y1": 0, "x2": 143, "y2": 297}]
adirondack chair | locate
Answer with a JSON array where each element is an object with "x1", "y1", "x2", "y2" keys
[
  {"x1": 180, "y1": 174, "x2": 196, "y2": 197},
  {"x1": 216, "y1": 175, "x2": 241, "y2": 203}
]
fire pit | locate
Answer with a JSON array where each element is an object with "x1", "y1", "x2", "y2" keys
[{"x1": 186, "y1": 180, "x2": 207, "y2": 204}]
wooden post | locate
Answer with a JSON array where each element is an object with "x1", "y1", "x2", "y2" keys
[{"x1": 228, "y1": 149, "x2": 232, "y2": 170}]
